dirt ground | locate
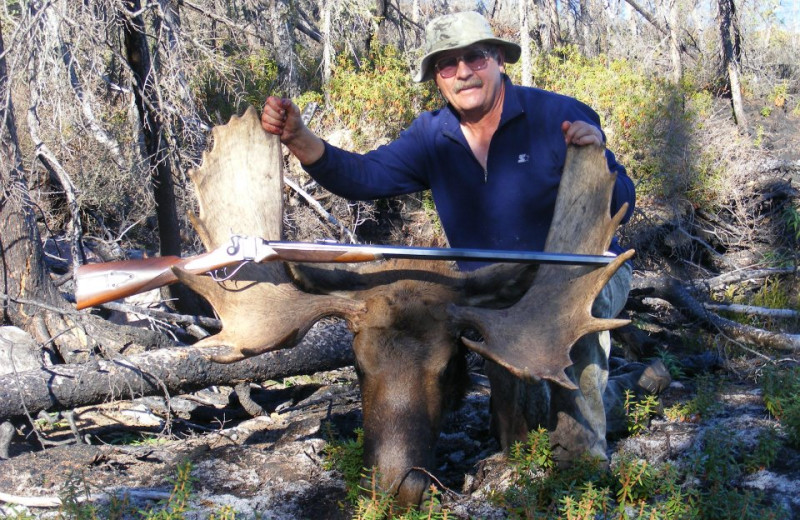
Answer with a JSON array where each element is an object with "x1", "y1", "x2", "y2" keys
[{"x1": 1, "y1": 322, "x2": 799, "y2": 519}]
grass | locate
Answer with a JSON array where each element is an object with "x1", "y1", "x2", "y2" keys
[{"x1": 493, "y1": 418, "x2": 788, "y2": 519}]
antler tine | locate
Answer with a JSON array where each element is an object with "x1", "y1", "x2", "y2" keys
[{"x1": 177, "y1": 107, "x2": 368, "y2": 362}]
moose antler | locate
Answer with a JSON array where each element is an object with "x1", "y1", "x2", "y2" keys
[
  {"x1": 448, "y1": 144, "x2": 633, "y2": 389},
  {"x1": 172, "y1": 107, "x2": 364, "y2": 363}
]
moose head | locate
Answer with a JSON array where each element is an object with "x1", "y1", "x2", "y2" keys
[{"x1": 172, "y1": 107, "x2": 631, "y2": 507}]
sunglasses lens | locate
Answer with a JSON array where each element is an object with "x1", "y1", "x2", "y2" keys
[
  {"x1": 436, "y1": 57, "x2": 458, "y2": 78},
  {"x1": 436, "y1": 50, "x2": 489, "y2": 78},
  {"x1": 464, "y1": 51, "x2": 488, "y2": 70}
]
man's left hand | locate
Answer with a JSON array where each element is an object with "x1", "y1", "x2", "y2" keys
[{"x1": 561, "y1": 121, "x2": 604, "y2": 147}]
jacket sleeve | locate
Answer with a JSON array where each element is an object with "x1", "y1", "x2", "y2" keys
[
  {"x1": 302, "y1": 121, "x2": 431, "y2": 201},
  {"x1": 606, "y1": 149, "x2": 635, "y2": 224}
]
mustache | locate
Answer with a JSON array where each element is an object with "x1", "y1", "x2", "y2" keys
[{"x1": 453, "y1": 78, "x2": 483, "y2": 93}]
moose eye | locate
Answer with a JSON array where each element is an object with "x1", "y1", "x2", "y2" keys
[{"x1": 353, "y1": 358, "x2": 365, "y2": 378}]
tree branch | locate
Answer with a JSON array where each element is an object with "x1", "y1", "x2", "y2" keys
[{"x1": 634, "y1": 275, "x2": 800, "y2": 352}]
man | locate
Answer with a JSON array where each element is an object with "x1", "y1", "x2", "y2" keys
[{"x1": 261, "y1": 11, "x2": 668, "y2": 463}]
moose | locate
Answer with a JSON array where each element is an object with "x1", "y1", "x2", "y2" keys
[{"x1": 161, "y1": 107, "x2": 637, "y2": 506}]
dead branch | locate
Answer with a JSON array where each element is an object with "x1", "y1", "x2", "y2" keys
[
  {"x1": 181, "y1": 0, "x2": 266, "y2": 43},
  {"x1": 284, "y1": 176, "x2": 359, "y2": 243},
  {"x1": 0, "y1": 489, "x2": 172, "y2": 509},
  {"x1": 704, "y1": 267, "x2": 795, "y2": 289},
  {"x1": 633, "y1": 274, "x2": 800, "y2": 352},
  {"x1": 704, "y1": 302, "x2": 800, "y2": 319},
  {"x1": 98, "y1": 301, "x2": 222, "y2": 330}
]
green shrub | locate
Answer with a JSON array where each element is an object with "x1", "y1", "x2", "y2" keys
[
  {"x1": 322, "y1": 426, "x2": 366, "y2": 503},
  {"x1": 326, "y1": 43, "x2": 439, "y2": 142},
  {"x1": 508, "y1": 46, "x2": 692, "y2": 200},
  {"x1": 761, "y1": 366, "x2": 800, "y2": 448},
  {"x1": 624, "y1": 391, "x2": 661, "y2": 436},
  {"x1": 744, "y1": 426, "x2": 781, "y2": 472},
  {"x1": 194, "y1": 47, "x2": 280, "y2": 123}
]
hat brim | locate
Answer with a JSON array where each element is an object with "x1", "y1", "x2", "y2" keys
[{"x1": 413, "y1": 39, "x2": 521, "y2": 83}]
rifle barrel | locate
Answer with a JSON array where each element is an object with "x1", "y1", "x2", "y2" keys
[{"x1": 268, "y1": 242, "x2": 614, "y2": 266}]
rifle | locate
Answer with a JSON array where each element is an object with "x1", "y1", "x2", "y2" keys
[{"x1": 74, "y1": 235, "x2": 615, "y2": 310}]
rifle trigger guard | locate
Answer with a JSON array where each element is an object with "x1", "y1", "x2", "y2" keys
[{"x1": 210, "y1": 261, "x2": 250, "y2": 282}]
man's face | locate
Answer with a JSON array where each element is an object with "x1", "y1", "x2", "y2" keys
[{"x1": 433, "y1": 44, "x2": 505, "y2": 118}]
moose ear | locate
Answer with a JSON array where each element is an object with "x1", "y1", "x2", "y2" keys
[{"x1": 447, "y1": 144, "x2": 633, "y2": 390}]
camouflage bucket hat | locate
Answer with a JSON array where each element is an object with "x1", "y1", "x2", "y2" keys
[{"x1": 414, "y1": 11, "x2": 521, "y2": 83}]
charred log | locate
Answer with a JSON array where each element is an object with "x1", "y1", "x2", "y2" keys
[{"x1": 0, "y1": 322, "x2": 353, "y2": 423}]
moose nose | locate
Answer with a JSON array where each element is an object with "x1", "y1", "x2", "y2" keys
[{"x1": 394, "y1": 468, "x2": 430, "y2": 508}]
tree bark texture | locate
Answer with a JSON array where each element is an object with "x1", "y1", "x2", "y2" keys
[
  {"x1": 547, "y1": 0, "x2": 561, "y2": 50},
  {"x1": 664, "y1": 0, "x2": 683, "y2": 83},
  {"x1": 717, "y1": 0, "x2": 748, "y2": 129},
  {"x1": 0, "y1": 323, "x2": 354, "y2": 422},
  {"x1": 1, "y1": 23, "x2": 84, "y2": 364},
  {"x1": 120, "y1": 0, "x2": 182, "y2": 260},
  {"x1": 519, "y1": 0, "x2": 531, "y2": 86}
]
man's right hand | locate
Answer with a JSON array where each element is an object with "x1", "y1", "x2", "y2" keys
[{"x1": 261, "y1": 96, "x2": 325, "y2": 165}]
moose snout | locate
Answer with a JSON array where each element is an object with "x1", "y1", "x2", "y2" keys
[{"x1": 393, "y1": 468, "x2": 431, "y2": 508}]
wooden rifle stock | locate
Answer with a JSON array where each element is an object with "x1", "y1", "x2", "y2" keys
[
  {"x1": 74, "y1": 239, "x2": 386, "y2": 310},
  {"x1": 74, "y1": 238, "x2": 615, "y2": 310},
  {"x1": 74, "y1": 248, "x2": 245, "y2": 310}
]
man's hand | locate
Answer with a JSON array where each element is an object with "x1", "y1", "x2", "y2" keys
[
  {"x1": 261, "y1": 96, "x2": 300, "y2": 140},
  {"x1": 561, "y1": 121, "x2": 604, "y2": 147},
  {"x1": 261, "y1": 96, "x2": 325, "y2": 165}
]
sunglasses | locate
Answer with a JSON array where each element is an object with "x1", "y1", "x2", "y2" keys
[{"x1": 434, "y1": 49, "x2": 491, "y2": 79}]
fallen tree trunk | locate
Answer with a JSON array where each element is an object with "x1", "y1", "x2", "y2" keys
[
  {"x1": 0, "y1": 322, "x2": 353, "y2": 422},
  {"x1": 703, "y1": 267, "x2": 795, "y2": 290},
  {"x1": 633, "y1": 274, "x2": 800, "y2": 352},
  {"x1": 704, "y1": 302, "x2": 800, "y2": 320}
]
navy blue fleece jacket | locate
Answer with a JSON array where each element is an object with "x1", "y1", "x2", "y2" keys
[{"x1": 304, "y1": 75, "x2": 635, "y2": 270}]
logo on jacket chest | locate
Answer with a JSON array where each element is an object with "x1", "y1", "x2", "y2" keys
[{"x1": 517, "y1": 153, "x2": 530, "y2": 164}]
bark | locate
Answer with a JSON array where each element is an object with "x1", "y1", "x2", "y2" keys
[
  {"x1": 665, "y1": 0, "x2": 683, "y2": 84},
  {"x1": 703, "y1": 268, "x2": 796, "y2": 289},
  {"x1": 518, "y1": 0, "x2": 531, "y2": 87},
  {"x1": 119, "y1": 0, "x2": 182, "y2": 260},
  {"x1": 321, "y1": 0, "x2": 333, "y2": 105},
  {"x1": 269, "y1": 0, "x2": 298, "y2": 97},
  {"x1": 371, "y1": 0, "x2": 388, "y2": 47},
  {"x1": 717, "y1": 0, "x2": 748, "y2": 130},
  {"x1": 546, "y1": 0, "x2": 561, "y2": 50},
  {"x1": 704, "y1": 303, "x2": 800, "y2": 320},
  {"x1": 633, "y1": 275, "x2": 800, "y2": 352},
  {"x1": 26, "y1": 2, "x2": 86, "y2": 274},
  {"x1": 0, "y1": 323, "x2": 354, "y2": 422}
]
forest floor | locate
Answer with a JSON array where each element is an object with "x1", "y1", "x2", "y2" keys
[{"x1": 0, "y1": 106, "x2": 799, "y2": 519}]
